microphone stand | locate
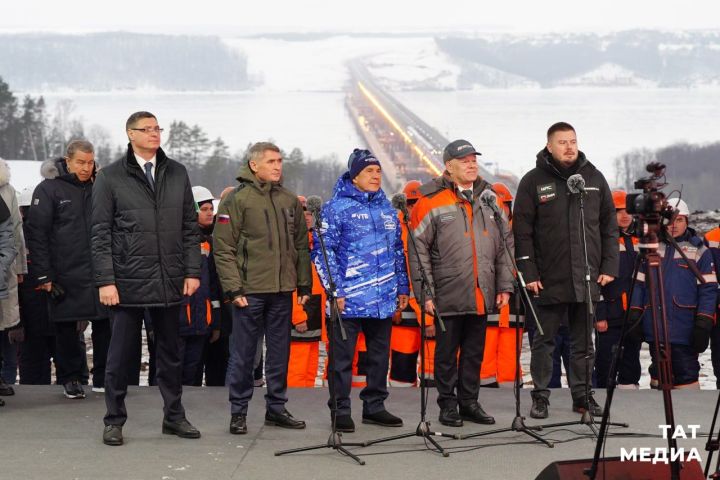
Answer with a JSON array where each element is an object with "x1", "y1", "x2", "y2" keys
[
  {"x1": 360, "y1": 205, "x2": 454, "y2": 456},
  {"x1": 456, "y1": 201, "x2": 554, "y2": 446},
  {"x1": 275, "y1": 207, "x2": 366, "y2": 465},
  {"x1": 537, "y1": 188, "x2": 627, "y2": 439}
]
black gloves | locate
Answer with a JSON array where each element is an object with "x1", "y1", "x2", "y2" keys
[{"x1": 692, "y1": 316, "x2": 713, "y2": 354}]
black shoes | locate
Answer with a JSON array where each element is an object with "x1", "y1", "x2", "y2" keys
[
  {"x1": 362, "y1": 409, "x2": 403, "y2": 427},
  {"x1": 230, "y1": 414, "x2": 248, "y2": 435},
  {"x1": 162, "y1": 418, "x2": 201, "y2": 438},
  {"x1": 439, "y1": 407, "x2": 463, "y2": 427},
  {"x1": 265, "y1": 409, "x2": 306, "y2": 429},
  {"x1": 334, "y1": 414, "x2": 355, "y2": 433},
  {"x1": 459, "y1": 403, "x2": 495, "y2": 425},
  {"x1": 573, "y1": 395, "x2": 604, "y2": 416},
  {"x1": 530, "y1": 395, "x2": 549, "y2": 419},
  {"x1": 103, "y1": 425, "x2": 123, "y2": 446},
  {"x1": 63, "y1": 381, "x2": 85, "y2": 399},
  {"x1": 0, "y1": 398, "x2": 5, "y2": 407},
  {"x1": 0, "y1": 378, "x2": 14, "y2": 396}
]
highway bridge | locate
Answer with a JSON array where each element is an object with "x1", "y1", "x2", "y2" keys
[{"x1": 345, "y1": 60, "x2": 518, "y2": 193}]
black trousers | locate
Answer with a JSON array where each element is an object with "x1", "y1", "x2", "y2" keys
[
  {"x1": 54, "y1": 322, "x2": 87, "y2": 385},
  {"x1": 203, "y1": 333, "x2": 229, "y2": 387},
  {"x1": 531, "y1": 302, "x2": 594, "y2": 400},
  {"x1": 90, "y1": 319, "x2": 111, "y2": 388},
  {"x1": 179, "y1": 334, "x2": 206, "y2": 386},
  {"x1": 435, "y1": 314, "x2": 487, "y2": 410},
  {"x1": 18, "y1": 333, "x2": 56, "y2": 385},
  {"x1": 104, "y1": 306, "x2": 184, "y2": 426},
  {"x1": 328, "y1": 317, "x2": 392, "y2": 416}
]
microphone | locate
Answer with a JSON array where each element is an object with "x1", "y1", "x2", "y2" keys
[
  {"x1": 567, "y1": 174, "x2": 586, "y2": 194},
  {"x1": 391, "y1": 193, "x2": 410, "y2": 220},
  {"x1": 306, "y1": 195, "x2": 323, "y2": 229},
  {"x1": 479, "y1": 189, "x2": 503, "y2": 218},
  {"x1": 306, "y1": 195, "x2": 323, "y2": 216}
]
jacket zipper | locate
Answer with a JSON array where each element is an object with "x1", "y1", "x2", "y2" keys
[
  {"x1": 264, "y1": 209, "x2": 273, "y2": 250},
  {"x1": 153, "y1": 164, "x2": 168, "y2": 305},
  {"x1": 282, "y1": 208, "x2": 291, "y2": 251},
  {"x1": 269, "y1": 191, "x2": 282, "y2": 288},
  {"x1": 241, "y1": 239, "x2": 248, "y2": 281}
]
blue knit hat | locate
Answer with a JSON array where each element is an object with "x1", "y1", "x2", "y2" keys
[{"x1": 347, "y1": 148, "x2": 381, "y2": 180}]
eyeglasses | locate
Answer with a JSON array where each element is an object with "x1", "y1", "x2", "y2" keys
[{"x1": 130, "y1": 127, "x2": 164, "y2": 134}]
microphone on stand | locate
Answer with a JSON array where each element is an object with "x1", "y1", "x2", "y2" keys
[
  {"x1": 567, "y1": 174, "x2": 586, "y2": 194},
  {"x1": 479, "y1": 189, "x2": 503, "y2": 218},
  {"x1": 306, "y1": 195, "x2": 323, "y2": 228},
  {"x1": 391, "y1": 193, "x2": 410, "y2": 221}
]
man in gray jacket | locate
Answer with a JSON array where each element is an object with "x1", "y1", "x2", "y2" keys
[{"x1": 410, "y1": 139, "x2": 514, "y2": 428}]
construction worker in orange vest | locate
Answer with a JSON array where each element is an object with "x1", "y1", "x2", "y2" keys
[
  {"x1": 703, "y1": 223, "x2": 720, "y2": 387},
  {"x1": 480, "y1": 182, "x2": 523, "y2": 388},
  {"x1": 288, "y1": 196, "x2": 326, "y2": 387},
  {"x1": 389, "y1": 180, "x2": 436, "y2": 387},
  {"x1": 178, "y1": 186, "x2": 222, "y2": 386},
  {"x1": 594, "y1": 190, "x2": 641, "y2": 388}
]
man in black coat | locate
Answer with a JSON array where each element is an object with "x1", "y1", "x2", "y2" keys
[
  {"x1": 92, "y1": 111, "x2": 202, "y2": 446},
  {"x1": 27, "y1": 141, "x2": 110, "y2": 398},
  {"x1": 513, "y1": 122, "x2": 618, "y2": 419}
]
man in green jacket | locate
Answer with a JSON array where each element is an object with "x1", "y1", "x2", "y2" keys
[{"x1": 214, "y1": 142, "x2": 312, "y2": 435}]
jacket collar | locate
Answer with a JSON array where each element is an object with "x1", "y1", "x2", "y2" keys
[{"x1": 124, "y1": 143, "x2": 168, "y2": 172}]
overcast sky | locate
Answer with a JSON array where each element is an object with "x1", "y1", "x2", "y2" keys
[{"x1": 3, "y1": 0, "x2": 719, "y2": 34}]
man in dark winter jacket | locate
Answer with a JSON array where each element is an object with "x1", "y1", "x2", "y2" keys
[
  {"x1": 214, "y1": 142, "x2": 312, "y2": 435},
  {"x1": 410, "y1": 140, "x2": 514, "y2": 428},
  {"x1": 92, "y1": 111, "x2": 202, "y2": 446},
  {"x1": 514, "y1": 122, "x2": 618, "y2": 419},
  {"x1": 27, "y1": 141, "x2": 111, "y2": 399}
]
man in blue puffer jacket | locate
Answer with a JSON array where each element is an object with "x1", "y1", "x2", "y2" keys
[
  {"x1": 313, "y1": 148, "x2": 409, "y2": 433},
  {"x1": 630, "y1": 198, "x2": 717, "y2": 388}
]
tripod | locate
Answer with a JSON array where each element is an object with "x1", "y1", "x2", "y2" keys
[
  {"x1": 275, "y1": 205, "x2": 366, "y2": 465},
  {"x1": 703, "y1": 391, "x2": 720, "y2": 478},
  {"x1": 587, "y1": 228, "x2": 708, "y2": 480},
  {"x1": 360, "y1": 205, "x2": 454, "y2": 456},
  {"x1": 457, "y1": 204, "x2": 553, "y2": 447}
]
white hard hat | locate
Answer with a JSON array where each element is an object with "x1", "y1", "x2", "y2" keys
[
  {"x1": 192, "y1": 186, "x2": 216, "y2": 205},
  {"x1": 669, "y1": 198, "x2": 690, "y2": 217},
  {"x1": 18, "y1": 186, "x2": 34, "y2": 207}
]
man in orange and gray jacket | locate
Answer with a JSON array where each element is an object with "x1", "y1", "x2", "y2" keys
[{"x1": 410, "y1": 139, "x2": 515, "y2": 428}]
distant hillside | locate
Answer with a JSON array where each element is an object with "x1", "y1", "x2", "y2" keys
[
  {"x1": 0, "y1": 32, "x2": 250, "y2": 91},
  {"x1": 437, "y1": 30, "x2": 720, "y2": 88},
  {"x1": 614, "y1": 141, "x2": 720, "y2": 211}
]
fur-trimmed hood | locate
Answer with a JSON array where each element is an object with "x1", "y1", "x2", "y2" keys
[
  {"x1": 0, "y1": 158, "x2": 11, "y2": 187},
  {"x1": 40, "y1": 158, "x2": 64, "y2": 180}
]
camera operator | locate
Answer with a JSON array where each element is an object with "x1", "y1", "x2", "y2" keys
[{"x1": 629, "y1": 198, "x2": 717, "y2": 388}]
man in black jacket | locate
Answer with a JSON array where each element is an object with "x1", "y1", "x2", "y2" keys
[
  {"x1": 513, "y1": 122, "x2": 618, "y2": 419},
  {"x1": 92, "y1": 111, "x2": 202, "y2": 446},
  {"x1": 27, "y1": 141, "x2": 111, "y2": 399}
]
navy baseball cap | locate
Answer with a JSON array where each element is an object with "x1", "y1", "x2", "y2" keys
[{"x1": 443, "y1": 139, "x2": 482, "y2": 162}]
